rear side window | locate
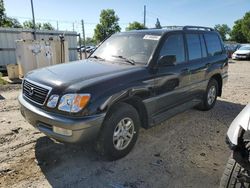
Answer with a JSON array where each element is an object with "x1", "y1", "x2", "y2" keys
[
  {"x1": 204, "y1": 34, "x2": 222, "y2": 56},
  {"x1": 159, "y1": 34, "x2": 185, "y2": 64},
  {"x1": 186, "y1": 34, "x2": 202, "y2": 60}
]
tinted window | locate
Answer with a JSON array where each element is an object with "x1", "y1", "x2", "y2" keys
[
  {"x1": 159, "y1": 34, "x2": 185, "y2": 64},
  {"x1": 204, "y1": 34, "x2": 222, "y2": 56},
  {"x1": 186, "y1": 34, "x2": 202, "y2": 60},
  {"x1": 200, "y1": 34, "x2": 207, "y2": 58}
]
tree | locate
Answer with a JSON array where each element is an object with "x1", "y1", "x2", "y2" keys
[
  {"x1": 230, "y1": 19, "x2": 247, "y2": 43},
  {"x1": 126, "y1": 21, "x2": 146, "y2": 31},
  {"x1": 42, "y1": 23, "x2": 55, "y2": 30},
  {"x1": 78, "y1": 37, "x2": 96, "y2": 46},
  {"x1": 230, "y1": 11, "x2": 250, "y2": 43},
  {"x1": 0, "y1": 0, "x2": 5, "y2": 24},
  {"x1": 0, "y1": 0, "x2": 22, "y2": 28},
  {"x1": 214, "y1": 24, "x2": 231, "y2": 41},
  {"x1": 4, "y1": 17, "x2": 22, "y2": 28},
  {"x1": 155, "y1": 18, "x2": 162, "y2": 29},
  {"x1": 241, "y1": 12, "x2": 250, "y2": 42},
  {"x1": 94, "y1": 9, "x2": 121, "y2": 43},
  {"x1": 23, "y1": 20, "x2": 54, "y2": 30},
  {"x1": 23, "y1": 20, "x2": 41, "y2": 30}
]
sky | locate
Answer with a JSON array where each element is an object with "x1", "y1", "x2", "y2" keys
[{"x1": 3, "y1": 0, "x2": 250, "y2": 38}]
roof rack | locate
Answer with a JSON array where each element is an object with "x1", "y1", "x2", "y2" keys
[
  {"x1": 183, "y1": 26, "x2": 214, "y2": 31},
  {"x1": 148, "y1": 25, "x2": 214, "y2": 31},
  {"x1": 161, "y1": 26, "x2": 183, "y2": 30}
]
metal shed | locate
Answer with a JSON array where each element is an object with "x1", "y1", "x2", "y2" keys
[{"x1": 0, "y1": 27, "x2": 79, "y2": 71}]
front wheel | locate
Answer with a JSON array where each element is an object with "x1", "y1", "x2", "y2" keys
[
  {"x1": 95, "y1": 102, "x2": 140, "y2": 161},
  {"x1": 220, "y1": 156, "x2": 249, "y2": 188}
]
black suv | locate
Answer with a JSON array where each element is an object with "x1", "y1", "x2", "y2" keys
[{"x1": 19, "y1": 26, "x2": 228, "y2": 160}]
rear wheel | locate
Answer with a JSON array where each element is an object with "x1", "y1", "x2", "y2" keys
[
  {"x1": 197, "y1": 78, "x2": 218, "y2": 111},
  {"x1": 96, "y1": 102, "x2": 140, "y2": 161}
]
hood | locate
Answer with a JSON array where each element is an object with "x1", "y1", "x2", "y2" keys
[
  {"x1": 25, "y1": 59, "x2": 136, "y2": 89},
  {"x1": 235, "y1": 49, "x2": 250, "y2": 54}
]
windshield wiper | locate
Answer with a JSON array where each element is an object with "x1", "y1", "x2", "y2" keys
[
  {"x1": 89, "y1": 55, "x2": 105, "y2": 61},
  {"x1": 112, "y1": 55, "x2": 135, "y2": 65}
]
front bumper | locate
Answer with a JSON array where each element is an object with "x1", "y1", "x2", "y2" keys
[{"x1": 18, "y1": 94, "x2": 105, "y2": 143}]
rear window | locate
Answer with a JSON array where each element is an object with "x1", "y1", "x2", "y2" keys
[
  {"x1": 204, "y1": 34, "x2": 222, "y2": 56},
  {"x1": 186, "y1": 34, "x2": 202, "y2": 60}
]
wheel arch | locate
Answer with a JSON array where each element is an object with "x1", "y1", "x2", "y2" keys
[
  {"x1": 211, "y1": 73, "x2": 223, "y2": 96},
  {"x1": 122, "y1": 96, "x2": 149, "y2": 129},
  {"x1": 102, "y1": 95, "x2": 149, "y2": 129}
]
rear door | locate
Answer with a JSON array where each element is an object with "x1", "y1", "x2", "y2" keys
[{"x1": 185, "y1": 32, "x2": 209, "y2": 99}]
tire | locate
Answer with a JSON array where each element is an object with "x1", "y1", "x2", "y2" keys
[
  {"x1": 219, "y1": 156, "x2": 249, "y2": 188},
  {"x1": 197, "y1": 78, "x2": 218, "y2": 111},
  {"x1": 95, "y1": 102, "x2": 140, "y2": 161}
]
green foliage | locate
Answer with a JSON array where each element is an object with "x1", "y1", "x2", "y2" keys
[
  {"x1": 230, "y1": 20, "x2": 247, "y2": 43},
  {"x1": 42, "y1": 22, "x2": 55, "y2": 30},
  {"x1": 155, "y1": 18, "x2": 162, "y2": 29},
  {"x1": 85, "y1": 37, "x2": 96, "y2": 45},
  {"x1": 241, "y1": 12, "x2": 250, "y2": 42},
  {"x1": 0, "y1": 0, "x2": 22, "y2": 28},
  {"x1": 23, "y1": 20, "x2": 54, "y2": 30},
  {"x1": 78, "y1": 37, "x2": 96, "y2": 46},
  {"x1": 94, "y1": 9, "x2": 121, "y2": 43},
  {"x1": 126, "y1": 21, "x2": 146, "y2": 31},
  {"x1": 214, "y1": 24, "x2": 231, "y2": 41},
  {"x1": 0, "y1": 0, "x2": 5, "y2": 20},
  {"x1": 0, "y1": 72, "x2": 7, "y2": 85},
  {"x1": 230, "y1": 11, "x2": 250, "y2": 43},
  {"x1": 3, "y1": 17, "x2": 22, "y2": 28}
]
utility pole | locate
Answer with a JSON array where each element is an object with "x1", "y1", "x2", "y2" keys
[
  {"x1": 30, "y1": 0, "x2": 36, "y2": 40},
  {"x1": 72, "y1": 22, "x2": 75, "y2": 32},
  {"x1": 81, "y1": 19, "x2": 87, "y2": 59},
  {"x1": 57, "y1": 21, "x2": 59, "y2": 31},
  {"x1": 143, "y1": 5, "x2": 146, "y2": 28}
]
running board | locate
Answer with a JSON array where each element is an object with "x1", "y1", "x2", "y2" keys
[{"x1": 150, "y1": 100, "x2": 201, "y2": 127}]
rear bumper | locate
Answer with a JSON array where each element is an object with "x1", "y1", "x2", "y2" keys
[{"x1": 18, "y1": 94, "x2": 105, "y2": 143}]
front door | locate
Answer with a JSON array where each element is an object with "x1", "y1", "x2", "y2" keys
[{"x1": 153, "y1": 33, "x2": 191, "y2": 116}]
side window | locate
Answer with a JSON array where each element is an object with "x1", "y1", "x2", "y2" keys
[
  {"x1": 159, "y1": 34, "x2": 185, "y2": 64},
  {"x1": 204, "y1": 34, "x2": 222, "y2": 56},
  {"x1": 186, "y1": 34, "x2": 202, "y2": 60},
  {"x1": 200, "y1": 34, "x2": 207, "y2": 58}
]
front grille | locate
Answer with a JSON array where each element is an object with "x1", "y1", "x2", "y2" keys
[{"x1": 23, "y1": 80, "x2": 50, "y2": 105}]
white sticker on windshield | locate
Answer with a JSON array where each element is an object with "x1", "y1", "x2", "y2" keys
[{"x1": 143, "y1": 35, "x2": 161, "y2": 41}]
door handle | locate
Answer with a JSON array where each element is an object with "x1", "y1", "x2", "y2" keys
[
  {"x1": 206, "y1": 63, "x2": 211, "y2": 67},
  {"x1": 181, "y1": 68, "x2": 189, "y2": 73}
]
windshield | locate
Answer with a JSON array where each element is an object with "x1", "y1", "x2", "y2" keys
[
  {"x1": 239, "y1": 46, "x2": 250, "y2": 51},
  {"x1": 90, "y1": 33, "x2": 160, "y2": 64}
]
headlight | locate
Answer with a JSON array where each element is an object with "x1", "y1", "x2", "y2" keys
[
  {"x1": 58, "y1": 94, "x2": 90, "y2": 113},
  {"x1": 47, "y1": 95, "x2": 59, "y2": 108}
]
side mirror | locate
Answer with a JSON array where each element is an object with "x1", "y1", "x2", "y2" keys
[{"x1": 158, "y1": 55, "x2": 176, "y2": 66}]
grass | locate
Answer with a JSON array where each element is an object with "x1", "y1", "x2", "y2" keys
[{"x1": 0, "y1": 72, "x2": 8, "y2": 85}]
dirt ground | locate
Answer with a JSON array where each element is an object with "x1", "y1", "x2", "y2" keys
[{"x1": 0, "y1": 60, "x2": 249, "y2": 188}]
